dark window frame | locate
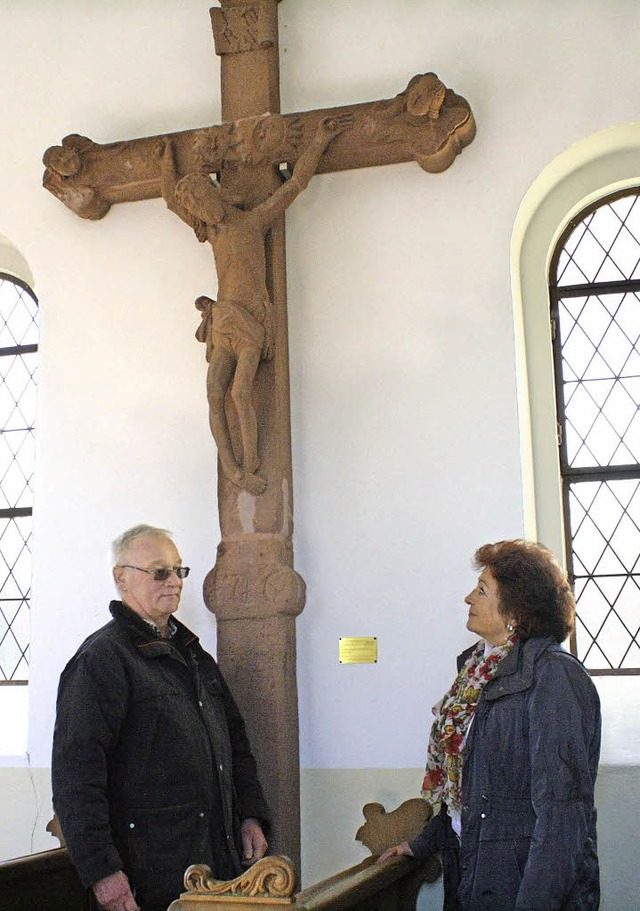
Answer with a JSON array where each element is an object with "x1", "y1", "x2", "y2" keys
[
  {"x1": 550, "y1": 188, "x2": 640, "y2": 675},
  {"x1": 0, "y1": 271, "x2": 38, "y2": 685}
]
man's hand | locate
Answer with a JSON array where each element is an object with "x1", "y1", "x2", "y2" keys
[
  {"x1": 240, "y1": 817, "x2": 268, "y2": 866},
  {"x1": 92, "y1": 871, "x2": 140, "y2": 911},
  {"x1": 377, "y1": 840, "x2": 414, "y2": 864}
]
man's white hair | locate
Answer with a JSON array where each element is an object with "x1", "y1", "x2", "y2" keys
[{"x1": 112, "y1": 524, "x2": 173, "y2": 566}]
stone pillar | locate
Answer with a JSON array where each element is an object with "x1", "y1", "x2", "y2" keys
[{"x1": 204, "y1": 0, "x2": 305, "y2": 874}]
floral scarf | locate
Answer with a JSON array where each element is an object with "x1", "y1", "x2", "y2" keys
[{"x1": 421, "y1": 635, "x2": 518, "y2": 815}]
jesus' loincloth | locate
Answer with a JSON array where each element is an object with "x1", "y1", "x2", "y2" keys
[{"x1": 195, "y1": 296, "x2": 268, "y2": 361}]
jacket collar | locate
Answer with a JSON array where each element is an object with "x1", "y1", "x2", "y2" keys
[
  {"x1": 483, "y1": 635, "x2": 558, "y2": 699},
  {"x1": 109, "y1": 599, "x2": 199, "y2": 658}
]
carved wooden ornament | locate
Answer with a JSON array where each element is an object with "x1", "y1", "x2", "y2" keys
[
  {"x1": 355, "y1": 799, "x2": 433, "y2": 858},
  {"x1": 168, "y1": 856, "x2": 297, "y2": 911}
]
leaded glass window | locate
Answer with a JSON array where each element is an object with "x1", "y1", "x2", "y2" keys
[
  {"x1": 0, "y1": 273, "x2": 38, "y2": 684},
  {"x1": 551, "y1": 190, "x2": 640, "y2": 674}
]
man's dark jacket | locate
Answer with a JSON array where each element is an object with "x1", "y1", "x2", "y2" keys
[
  {"x1": 52, "y1": 601, "x2": 269, "y2": 911},
  {"x1": 409, "y1": 636, "x2": 601, "y2": 911}
]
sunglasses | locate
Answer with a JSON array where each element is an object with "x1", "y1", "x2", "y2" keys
[{"x1": 119, "y1": 564, "x2": 190, "y2": 582}]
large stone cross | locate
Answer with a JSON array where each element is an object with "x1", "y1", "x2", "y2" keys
[{"x1": 43, "y1": 0, "x2": 475, "y2": 873}]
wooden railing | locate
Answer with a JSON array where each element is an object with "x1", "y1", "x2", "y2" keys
[
  {"x1": 0, "y1": 846, "x2": 96, "y2": 911},
  {"x1": 168, "y1": 800, "x2": 440, "y2": 911},
  {"x1": 169, "y1": 852, "x2": 439, "y2": 911},
  {"x1": 0, "y1": 800, "x2": 438, "y2": 911}
]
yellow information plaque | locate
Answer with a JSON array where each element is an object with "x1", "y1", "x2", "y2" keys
[{"x1": 339, "y1": 637, "x2": 378, "y2": 664}]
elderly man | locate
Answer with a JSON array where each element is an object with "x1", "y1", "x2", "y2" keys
[{"x1": 52, "y1": 524, "x2": 269, "y2": 911}]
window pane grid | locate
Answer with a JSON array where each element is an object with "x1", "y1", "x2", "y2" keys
[
  {"x1": 552, "y1": 190, "x2": 640, "y2": 673},
  {"x1": 557, "y1": 195, "x2": 640, "y2": 287},
  {"x1": 568, "y1": 477, "x2": 640, "y2": 671},
  {"x1": 0, "y1": 279, "x2": 38, "y2": 349},
  {"x1": 556, "y1": 291, "x2": 640, "y2": 469},
  {"x1": 0, "y1": 274, "x2": 37, "y2": 684}
]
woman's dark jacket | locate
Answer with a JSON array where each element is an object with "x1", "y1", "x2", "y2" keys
[
  {"x1": 409, "y1": 636, "x2": 601, "y2": 911},
  {"x1": 52, "y1": 601, "x2": 269, "y2": 911}
]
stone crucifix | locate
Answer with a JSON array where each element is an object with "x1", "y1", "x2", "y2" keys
[{"x1": 42, "y1": 0, "x2": 475, "y2": 874}]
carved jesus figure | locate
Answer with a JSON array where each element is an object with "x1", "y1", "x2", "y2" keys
[{"x1": 161, "y1": 114, "x2": 350, "y2": 494}]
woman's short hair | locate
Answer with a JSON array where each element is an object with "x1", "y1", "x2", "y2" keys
[{"x1": 473, "y1": 540, "x2": 575, "y2": 642}]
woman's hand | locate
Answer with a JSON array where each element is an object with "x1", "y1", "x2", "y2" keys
[{"x1": 377, "y1": 841, "x2": 414, "y2": 863}]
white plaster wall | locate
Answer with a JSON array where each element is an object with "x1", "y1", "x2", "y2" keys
[{"x1": 0, "y1": 1, "x2": 639, "y2": 907}]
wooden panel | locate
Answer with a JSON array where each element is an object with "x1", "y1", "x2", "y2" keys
[{"x1": 0, "y1": 848, "x2": 94, "y2": 911}]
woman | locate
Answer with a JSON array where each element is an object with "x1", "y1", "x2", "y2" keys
[{"x1": 381, "y1": 540, "x2": 601, "y2": 911}]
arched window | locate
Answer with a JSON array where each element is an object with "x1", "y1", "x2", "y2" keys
[
  {"x1": 512, "y1": 122, "x2": 640, "y2": 687},
  {"x1": 550, "y1": 191, "x2": 640, "y2": 674},
  {"x1": 0, "y1": 272, "x2": 38, "y2": 685}
]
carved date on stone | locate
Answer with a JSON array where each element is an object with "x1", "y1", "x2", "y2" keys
[{"x1": 205, "y1": 537, "x2": 305, "y2": 620}]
